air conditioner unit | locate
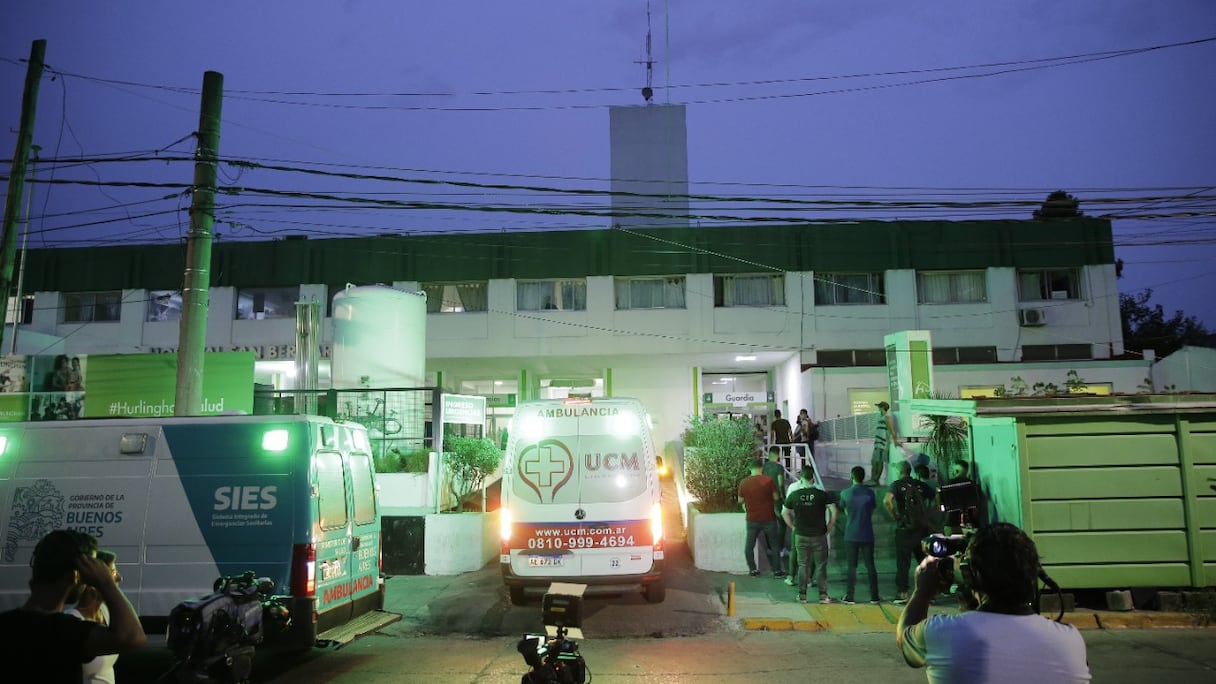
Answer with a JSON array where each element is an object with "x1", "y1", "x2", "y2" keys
[{"x1": 1019, "y1": 308, "x2": 1047, "y2": 327}]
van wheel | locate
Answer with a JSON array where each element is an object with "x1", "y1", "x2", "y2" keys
[
  {"x1": 644, "y1": 580, "x2": 666, "y2": 604},
  {"x1": 509, "y1": 585, "x2": 528, "y2": 606}
]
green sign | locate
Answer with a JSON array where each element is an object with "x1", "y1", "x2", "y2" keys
[
  {"x1": 910, "y1": 340, "x2": 932, "y2": 399},
  {"x1": 486, "y1": 393, "x2": 516, "y2": 408},
  {"x1": 441, "y1": 393, "x2": 486, "y2": 425},
  {"x1": 82, "y1": 353, "x2": 255, "y2": 417},
  {"x1": 0, "y1": 352, "x2": 255, "y2": 422}
]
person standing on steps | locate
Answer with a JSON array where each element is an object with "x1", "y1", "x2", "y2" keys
[
  {"x1": 885, "y1": 462, "x2": 937, "y2": 604},
  {"x1": 868, "y1": 401, "x2": 902, "y2": 486}
]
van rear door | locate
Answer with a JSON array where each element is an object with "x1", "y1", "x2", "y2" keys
[
  {"x1": 508, "y1": 400, "x2": 656, "y2": 578},
  {"x1": 311, "y1": 430, "x2": 380, "y2": 635}
]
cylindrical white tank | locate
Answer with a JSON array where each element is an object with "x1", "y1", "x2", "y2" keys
[{"x1": 331, "y1": 285, "x2": 427, "y2": 389}]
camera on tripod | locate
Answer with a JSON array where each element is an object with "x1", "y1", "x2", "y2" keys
[
  {"x1": 165, "y1": 571, "x2": 292, "y2": 684},
  {"x1": 517, "y1": 583, "x2": 588, "y2": 684}
]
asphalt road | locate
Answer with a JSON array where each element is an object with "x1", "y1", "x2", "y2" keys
[{"x1": 118, "y1": 626, "x2": 1216, "y2": 683}]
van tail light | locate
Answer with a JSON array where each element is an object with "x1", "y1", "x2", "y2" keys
[
  {"x1": 378, "y1": 531, "x2": 383, "y2": 574},
  {"x1": 500, "y1": 507, "x2": 513, "y2": 546},
  {"x1": 291, "y1": 543, "x2": 316, "y2": 597},
  {"x1": 650, "y1": 503, "x2": 664, "y2": 550}
]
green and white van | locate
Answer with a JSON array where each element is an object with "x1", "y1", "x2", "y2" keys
[
  {"x1": 0, "y1": 414, "x2": 389, "y2": 650},
  {"x1": 499, "y1": 397, "x2": 665, "y2": 605}
]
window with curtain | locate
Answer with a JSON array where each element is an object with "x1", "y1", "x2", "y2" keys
[
  {"x1": 916, "y1": 271, "x2": 987, "y2": 304},
  {"x1": 5, "y1": 295, "x2": 34, "y2": 325},
  {"x1": 236, "y1": 287, "x2": 298, "y2": 320},
  {"x1": 63, "y1": 291, "x2": 122, "y2": 323},
  {"x1": 713, "y1": 274, "x2": 785, "y2": 307},
  {"x1": 422, "y1": 281, "x2": 488, "y2": 313},
  {"x1": 814, "y1": 272, "x2": 885, "y2": 305},
  {"x1": 146, "y1": 290, "x2": 182, "y2": 322},
  {"x1": 615, "y1": 276, "x2": 686, "y2": 310},
  {"x1": 517, "y1": 279, "x2": 587, "y2": 311},
  {"x1": 1018, "y1": 269, "x2": 1080, "y2": 301}
]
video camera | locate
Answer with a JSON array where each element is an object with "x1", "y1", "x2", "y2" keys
[
  {"x1": 922, "y1": 481, "x2": 981, "y2": 597},
  {"x1": 165, "y1": 571, "x2": 292, "y2": 684},
  {"x1": 517, "y1": 583, "x2": 588, "y2": 684}
]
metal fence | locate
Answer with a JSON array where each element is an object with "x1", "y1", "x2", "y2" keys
[
  {"x1": 818, "y1": 412, "x2": 877, "y2": 443},
  {"x1": 253, "y1": 387, "x2": 440, "y2": 462}
]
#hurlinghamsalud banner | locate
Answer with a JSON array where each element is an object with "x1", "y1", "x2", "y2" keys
[{"x1": 0, "y1": 352, "x2": 255, "y2": 422}]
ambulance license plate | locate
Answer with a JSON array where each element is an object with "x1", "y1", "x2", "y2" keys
[{"x1": 527, "y1": 555, "x2": 564, "y2": 567}]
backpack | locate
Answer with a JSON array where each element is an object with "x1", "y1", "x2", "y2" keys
[{"x1": 898, "y1": 480, "x2": 934, "y2": 531}]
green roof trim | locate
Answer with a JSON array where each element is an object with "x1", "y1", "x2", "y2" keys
[{"x1": 22, "y1": 218, "x2": 1114, "y2": 293}]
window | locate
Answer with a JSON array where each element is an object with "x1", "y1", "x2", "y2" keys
[
  {"x1": 517, "y1": 279, "x2": 586, "y2": 311},
  {"x1": 236, "y1": 287, "x2": 298, "y2": 320},
  {"x1": 316, "y1": 451, "x2": 350, "y2": 530},
  {"x1": 1019, "y1": 268, "x2": 1081, "y2": 301},
  {"x1": 422, "y1": 281, "x2": 488, "y2": 313},
  {"x1": 817, "y1": 349, "x2": 887, "y2": 367},
  {"x1": 146, "y1": 290, "x2": 182, "y2": 322},
  {"x1": 713, "y1": 274, "x2": 784, "y2": 307},
  {"x1": 615, "y1": 276, "x2": 686, "y2": 309},
  {"x1": 917, "y1": 270, "x2": 987, "y2": 304},
  {"x1": 933, "y1": 346, "x2": 998, "y2": 365},
  {"x1": 814, "y1": 273, "x2": 885, "y2": 305},
  {"x1": 349, "y1": 453, "x2": 378, "y2": 524},
  {"x1": 1022, "y1": 344, "x2": 1092, "y2": 361},
  {"x1": 5, "y1": 296, "x2": 33, "y2": 325},
  {"x1": 63, "y1": 291, "x2": 121, "y2": 323}
]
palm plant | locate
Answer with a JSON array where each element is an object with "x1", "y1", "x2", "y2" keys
[{"x1": 918, "y1": 393, "x2": 970, "y2": 479}]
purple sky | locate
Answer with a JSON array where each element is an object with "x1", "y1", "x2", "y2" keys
[{"x1": 4, "y1": 1, "x2": 1215, "y2": 327}]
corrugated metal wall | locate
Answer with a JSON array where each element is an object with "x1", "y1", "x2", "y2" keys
[{"x1": 1019, "y1": 410, "x2": 1216, "y2": 588}]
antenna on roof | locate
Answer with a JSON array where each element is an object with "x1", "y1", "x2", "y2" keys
[{"x1": 636, "y1": 0, "x2": 655, "y2": 103}]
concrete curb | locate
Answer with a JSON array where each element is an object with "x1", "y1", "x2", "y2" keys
[{"x1": 735, "y1": 605, "x2": 1215, "y2": 632}]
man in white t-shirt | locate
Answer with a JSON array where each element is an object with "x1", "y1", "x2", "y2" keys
[{"x1": 896, "y1": 523, "x2": 1090, "y2": 683}]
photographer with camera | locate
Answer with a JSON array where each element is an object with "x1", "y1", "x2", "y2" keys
[
  {"x1": 896, "y1": 523, "x2": 1090, "y2": 683},
  {"x1": 0, "y1": 530, "x2": 146, "y2": 683}
]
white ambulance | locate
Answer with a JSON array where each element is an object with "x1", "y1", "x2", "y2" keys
[{"x1": 499, "y1": 397, "x2": 665, "y2": 604}]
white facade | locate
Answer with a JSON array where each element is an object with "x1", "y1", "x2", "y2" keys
[{"x1": 7, "y1": 260, "x2": 1147, "y2": 456}]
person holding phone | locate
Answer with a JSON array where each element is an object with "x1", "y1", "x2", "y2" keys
[
  {"x1": 0, "y1": 530, "x2": 146, "y2": 683},
  {"x1": 65, "y1": 549, "x2": 122, "y2": 684}
]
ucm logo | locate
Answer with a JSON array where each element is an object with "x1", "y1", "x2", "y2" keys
[{"x1": 517, "y1": 439, "x2": 575, "y2": 503}]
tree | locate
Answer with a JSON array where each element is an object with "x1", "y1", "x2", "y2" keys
[
  {"x1": 1033, "y1": 190, "x2": 1083, "y2": 220},
  {"x1": 1120, "y1": 288, "x2": 1210, "y2": 358}
]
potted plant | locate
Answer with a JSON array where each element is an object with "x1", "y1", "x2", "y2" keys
[
  {"x1": 680, "y1": 414, "x2": 755, "y2": 572},
  {"x1": 442, "y1": 436, "x2": 503, "y2": 512}
]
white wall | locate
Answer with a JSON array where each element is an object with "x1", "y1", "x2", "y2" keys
[
  {"x1": 609, "y1": 363, "x2": 695, "y2": 457},
  {"x1": 1153, "y1": 346, "x2": 1216, "y2": 392}
]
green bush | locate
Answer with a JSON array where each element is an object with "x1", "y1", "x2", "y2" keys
[
  {"x1": 682, "y1": 415, "x2": 755, "y2": 513},
  {"x1": 374, "y1": 447, "x2": 431, "y2": 473},
  {"x1": 443, "y1": 436, "x2": 503, "y2": 511}
]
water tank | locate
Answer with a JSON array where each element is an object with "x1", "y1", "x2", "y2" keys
[{"x1": 331, "y1": 285, "x2": 427, "y2": 389}]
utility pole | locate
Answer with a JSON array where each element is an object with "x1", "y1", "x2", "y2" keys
[
  {"x1": 0, "y1": 39, "x2": 46, "y2": 352},
  {"x1": 174, "y1": 71, "x2": 223, "y2": 416},
  {"x1": 9, "y1": 145, "x2": 40, "y2": 355}
]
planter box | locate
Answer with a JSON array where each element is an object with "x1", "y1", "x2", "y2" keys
[
  {"x1": 424, "y1": 509, "x2": 500, "y2": 575},
  {"x1": 688, "y1": 507, "x2": 749, "y2": 573},
  {"x1": 377, "y1": 472, "x2": 431, "y2": 515}
]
